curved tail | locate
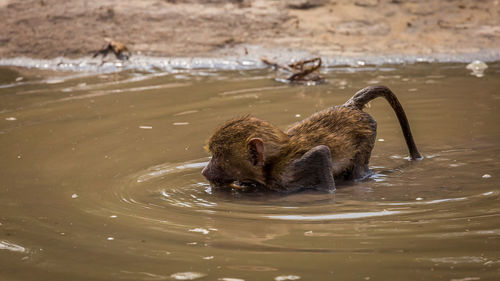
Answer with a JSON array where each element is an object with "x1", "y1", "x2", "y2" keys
[{"x1": 344, "y1": 85, "x2": 422, "y2": 160}]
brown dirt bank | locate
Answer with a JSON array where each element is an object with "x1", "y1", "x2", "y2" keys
[{"x1": 1, "y1": 0, "x2": 499, "y2": 60}]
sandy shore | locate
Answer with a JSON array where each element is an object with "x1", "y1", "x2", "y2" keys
[{"x1": 1, "y1": 0, "x2": 499, "y2": 61}]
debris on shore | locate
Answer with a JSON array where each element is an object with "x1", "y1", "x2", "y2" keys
[
  {"x1": 466, "y1": 60, "x2": 488, "y2": 78},
  {"x1": 261, "y1": 57, "x2": 324, "y2": 85},
  {"x1": 93, "y1": 40, "x2": 130, "y2": 61}
]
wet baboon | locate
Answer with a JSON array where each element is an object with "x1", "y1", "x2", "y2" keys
[{"x1": 202, "y1": 85, "x2": 421, "y2": 192}]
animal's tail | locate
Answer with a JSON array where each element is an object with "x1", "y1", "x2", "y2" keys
[{"x1": 344, "y1": 85, "x2": 422, "y2": 160}]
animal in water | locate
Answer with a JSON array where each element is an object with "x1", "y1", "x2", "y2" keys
[
  {"x1": 93, "y1": 40, "x2": 130, "y2": 60},
  {"x1": 202, "y1": 85, "x2": 422, "y2": 192}
]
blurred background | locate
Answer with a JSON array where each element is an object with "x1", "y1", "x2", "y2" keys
[{"x1": 1, "y1": 0, "x2": 499, "y2": 59}]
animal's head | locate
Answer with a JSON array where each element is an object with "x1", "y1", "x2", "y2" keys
[{"x1": 202, "y1": 116, "x2": 288, "y2": 187}]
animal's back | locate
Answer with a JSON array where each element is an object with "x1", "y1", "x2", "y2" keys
[{"x1": 285, "y1": 106, "x2": 377, "y2": 180}]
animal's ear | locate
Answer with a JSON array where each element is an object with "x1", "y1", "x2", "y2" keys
[{"x1": 247, "y1": 138, "x2": 264, "y2": 166}]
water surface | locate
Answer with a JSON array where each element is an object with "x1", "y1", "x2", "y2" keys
[{"x1": 1, "y1": 63, "x2": 499, "y2": 280}]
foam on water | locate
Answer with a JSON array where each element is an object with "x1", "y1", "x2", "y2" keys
[{"x1": 1, "y1": 48, "x2": 500, "y2": 73}]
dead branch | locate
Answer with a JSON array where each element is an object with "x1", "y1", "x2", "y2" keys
[
  {"x1": 93, "y1": 40, "x2": 130, "y2": 60},
  {"x1": 261, "y1": 56, "x2": 324, "y2": 84}
]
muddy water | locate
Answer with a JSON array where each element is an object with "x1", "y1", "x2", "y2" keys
[{"x1": 1, "y1": 63, "x2": 499, "y2": 281}]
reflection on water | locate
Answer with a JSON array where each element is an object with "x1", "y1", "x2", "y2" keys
[
  {"x1": 266, "y1": 210, "x2": 403, "y2": 221},
  {"x1": 0, "y1": 240, "x2": 27, "y2": 253},
  {"x1": 0, "y1": 63, "x2": 499, "y2": 281}
]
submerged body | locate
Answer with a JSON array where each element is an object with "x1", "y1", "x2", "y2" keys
[
  {"x1": 202, "y1": 85, "x2": 421, "y2": 192},
  {"x1": 285, "y1": 105, "x2": 377, "y2": 181}
]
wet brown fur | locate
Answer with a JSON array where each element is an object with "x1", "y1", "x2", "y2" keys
[
  {"x1": 206, "y1": 116, "x2": 289, "y2": 186},
  {"x1": 283, "y1": 106, "x2": 376, "y2": 181},
  {"x1": 204, "y1": 85, "x2": 420, "y2": 191}
]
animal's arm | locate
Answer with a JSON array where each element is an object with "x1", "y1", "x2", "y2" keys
[{"x1": 280, "y1": 145, "x2": 335, "y2": 192}]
